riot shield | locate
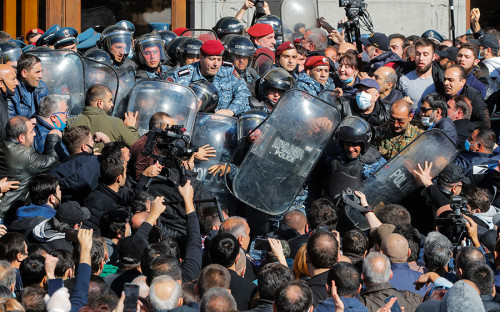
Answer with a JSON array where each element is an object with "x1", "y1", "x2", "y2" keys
[
  {"x1": 318, "y1": 89, "x2": 339, "y2": 106},
  {"x1": 82, "y1": 57, "x2": 119, "y2": 104},
  {"x1": 191, "y1": 113, "x2": 238, "y2": 202},
  {"x1": 356, "y1": 129, "x2": 460, "y2": 212},
  {"x1": 281, "y1": 0, "x2": 318, "y2": 41},
  {"x1": 126, "y1": 80, "x2": 198, "y2": 136},
  {"x1": 180, "y1": 29, "x2": 218, "y2": 42},
  {"x1": 253, "y1": 53, "x2": 274, "y2": 77},
  {"x1": 27, "y1": 50, "x2": 85, "y2": 114},
  {"x1": 232, "y1": 89, "x2": 341, "y2": 215},
  {"x1": 113, "y1": 68, "x2": 136, "y2": 119},
  {"x1": 237, "y1": 110, "x2": 268, "y2": 141}
]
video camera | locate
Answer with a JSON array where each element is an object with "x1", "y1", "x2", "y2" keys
[
  {"x1": 435, "y1": 195, "x2": 470, "y2": 246},
  {"x1": 339, "y1": 0, "x2": 367, "y2": 9},
  {"x1": 142, "y1": 125, "x2": 198, "y2": 166}
]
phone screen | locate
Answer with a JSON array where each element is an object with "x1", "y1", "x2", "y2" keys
[
  {"x1": 254, "y1": 238, "x2": 271, "y2": 252},
  {"x1": 48, "y1": 278, "x2": 64, "y2": 296},
  {"x1": 124, "y1": 283, "x2": 139, "y2": 312},
  {"x1": 384, "y1": 296, "x2": 402, "y2": 312},
  {"x1": 65, "y1": 229, "x2": 79, "y2": 243}
]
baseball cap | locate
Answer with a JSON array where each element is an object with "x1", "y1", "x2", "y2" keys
[
  {"x1": 438, "y1": 163, "x2": 469, "y2": 185},
  {"x1": 479, "y1": 34, "x2": 499, "y2": 51},
  {"x1": 55, "y1": 201, "x2": 90, "y2": 224},
  {"x1": 354, "y1": 78, "x2": 380, "y2": 92},
  {"x1": 436, "y1": 47, "x2": 458, "y2": 62},
  {"x1": 359, "y1": 33, "x2": 390, "y2": 51}
]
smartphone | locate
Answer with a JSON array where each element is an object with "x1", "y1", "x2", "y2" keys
[
  {"x1": 254, "y1": 238, "x2": 271, "y2": 252},
  {"x1": 123, "y1": 283, "x2": 139, "y2": 312},
  {"x1": 48, "y1": 278, "x2": 64, "y2": 296},
  {"x1": 64, "y1": 229, "x2": 79, "y2": 243},
  {"x1": 384, "y1": 296, "x2": 402, "y2": 312},
  {"x1": 0, "y1": 218, "x2": 3, "y2": 224}
]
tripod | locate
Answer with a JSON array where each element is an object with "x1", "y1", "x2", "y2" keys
[{"x1": 341, "y1": 5, "x2": 374, "y2": 53}]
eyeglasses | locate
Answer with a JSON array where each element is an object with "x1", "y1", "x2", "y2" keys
[
  {"x1": 52, "y1": 111, "x2": 69, "y2": 117},
  {"x1": 420, "y1": 107, "x2": 435, "y2": 113},
  {"x1": 389, "y1": 117, "x2": 408, "y2": 125}
]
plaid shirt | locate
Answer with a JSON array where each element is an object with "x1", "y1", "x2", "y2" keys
[{"x1": 375, "y1": 123, "x2": 424, "y2": 160}]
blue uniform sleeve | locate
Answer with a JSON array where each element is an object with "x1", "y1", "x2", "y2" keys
[
  {"x1": 228, "y1": 71, "x2": 251, "y2": 116},
  {"x1": 362, "y1": 156, "x2": 387, "y2": 179}
]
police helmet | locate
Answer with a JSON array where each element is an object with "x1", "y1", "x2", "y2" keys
[
  {"x1": 213, "y1": 17, "x2": 245, "y2": 39},
  {"x1": 189, "y1": 80, "x2": 219, "y2": 113},
  {"x1": 135, "y1": 34, "x2": 166, "y2": 67},
  {"x1": 336, "y1": 116, "x2": 372, "y2": 153},
  {"x1": 0, "y1": 42, "x2": 22, "y2": 65},
  {"x1": 178, "y1": 38, "x2": 203, "y2": 56},
  {"x1": 166, "y1": 37, "x2": 188, "y2": 66},
  {"x1": 155, "y1": 30, "x2": 178, "y2": 47},
  {"x1": 100, "y1": 25, "x2": 133, "y2": 56},
  {"x1": 256, "y1": 68, "x2": 295, "y2": 105},
  {"x1": 237, "y1": 109, "x2": 267, "y2": 141},
  {"x1": 116, "y1": 20, "x2": 136, "y2": 35},
  {"x1": 257, "y1": 15, "x2": 283, "y2": 45},
  {"x1": 225, "y1": 35, "x2": 255, "y2": 58},
  {"x1": 84, "y1": 48, "x2": 114, "y2": 66}
]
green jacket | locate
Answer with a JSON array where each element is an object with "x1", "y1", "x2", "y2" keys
[{"x1": 68, "y1": 106, "x2": 139, "y2": 150}]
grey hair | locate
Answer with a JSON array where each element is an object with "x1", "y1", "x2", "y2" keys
[
  {"x1": 0, "y1": 260, "x2": 16, "y2": 289},
  {"x1": 200, "y1": 287, "x2": 237, "y2": 312},
  {"x1": 149, "y1": 275, "x2": 182, "y2": 311},
  {"x1": 386, "y1": 70, "x2": 398, "y2": 86},
  {"x1": 38, "y1": 94, "x2": 67, "y2": 118},
  {"x1": 362, "y1": 252, "x2": 391, "y2": 284},
  {"x1": 219, "y1": 216, "x2": 248, "y2": 239},
  {"x1": 305, "y1": 28, "x2": 328, "y2": 51},
  {"x1": 424, "y1": 231, "x2": 453, "y2": 271}
]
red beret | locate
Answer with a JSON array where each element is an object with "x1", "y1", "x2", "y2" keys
[
  {"x1": 26, "y1": 28, "x2": 44, "y2": 38},
  {"x1": 247, "y1": 23, "x2": 274, "y2": 38},
  {"x1": 198, "y1": 33, "x2": 216, "y2": 43},
  {"x1": 254, "y1": 47, "x2": 275, "y2": 62},
  {"x1": 304, "y1": 56, "x2": 330, "y2": 70},
  {"x1": 200, "y1": 40, "x2": 225, "y2": 56},
  {"x1": 275, "y1": 41, "x2": 295, "y2": 57},
  {"x1": 173, "y1": 27, "x2": 189, "y2": 36},
  {"x1": 293, "y1": 38, "x2": 301, "y2": 44}
]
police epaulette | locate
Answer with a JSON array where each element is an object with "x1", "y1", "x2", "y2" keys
[
  {"x1": 222, "y1": 61, "x2": 233, "y2": 67},
  {"x1": 178, "y1": 68, "x2": 190, "y2": 77}
]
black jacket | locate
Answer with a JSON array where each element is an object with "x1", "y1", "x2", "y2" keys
[
  {"x1": 229, "y1": 269, "x2": 258, "y2": 310},
  {"x1": 460, "y1": 84, "x2": 491, "y2": 126},
  {"x1": 0, "y1": 94, "x2": 9, "y2": 141},
  {"x1": 83, "y1": 183, "x2": 127, "y2": 232},
  {"x1": 337, "y1": 96, "x2": 390, "y2": 130}
]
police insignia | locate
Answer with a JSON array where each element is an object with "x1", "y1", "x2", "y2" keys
[
  {"x1": 166, "y1": 77, "x2": 174, "y2": 82},
  {"x1": 178, "y1": 68, "x2": 190, "y2": 77},
  {"x1": 233, "y1": 69, "x2": 240, "y2": 78},
  {"x1": 63, "y1": 29, "x2": 70, "y2": 37}
]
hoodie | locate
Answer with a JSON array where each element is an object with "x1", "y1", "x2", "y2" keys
[
  {"x1": 483, "y1": 57, "x2": 500, "y2": 80},
  {"x1": 30, "y1": 219, "x2": 73, "y2": 252}
]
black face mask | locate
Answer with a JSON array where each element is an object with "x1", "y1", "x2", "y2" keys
[
  {"x1": 2, "y1": 81, "x2": 15, "y2": 97},
  {"x1": 86, "y1": 144, "x2": 95, "y2": 154}
]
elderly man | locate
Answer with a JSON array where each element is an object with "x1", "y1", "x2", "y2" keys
[
  {"x1": 7, "y1": 54, "x2": 48, "y2": 119},
  {"x1": 247, "y1": 23, "x2": 276, "y2": 51},
  {"x1": 347, "y1": 79, "x2": 389, "y2": 129},
  {"x1": 33, "y1": 95, "x2": 69, "y2": 159},
  {"x1": 374, "y1": 100, "x2": 424, "y2": 160},
  {"x1": 373, "y1": 66, "x2": 403, "y2": 106},
  {"x1": 296, "y1": 56, "x2": 334, "y2": 96},
  {"x1": 167, "y1": 40, "x2": 251, "y2": 117},
  {"x1": 301, "y1": 28, "x2": 328, "y2": 53},
  {"x1": 0, "y1": 116, "x2": 61, "y2": 218},
  {"x1": 0, "y1": 65, "x2": 18, "y2": 140}
]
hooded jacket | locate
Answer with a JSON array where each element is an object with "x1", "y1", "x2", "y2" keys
[
  {"x1": 483, "y1": 57, "x2": 500, "y2": 80},
  {"x1": 29, "y1": 218, "x2": 74, "y2": 252}
]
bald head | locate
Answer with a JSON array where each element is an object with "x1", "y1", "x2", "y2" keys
[
  {"x1": 381, "y1": 233, "x2": 409, "y2": 263},
  {"x1": 391, "y1": 100, "x2": 412, "y2": 116},
  {"x1": 374, "y1": 66, "x2": 398, "y2": 94},
  {"x1": 0, "y1": 64, "x2": 18, "y2": 95},
  {"x1": 389, "y1": 100, "x2": 413, "y2": 133},
  {"x1": 149, "y1": 276, "x2": 182, "y2": 310},
  {"x1": 131, "y1": 212, "x2": 149, "y2": 232},
  {"x1": 338, "y1": 42, "x2": 357, "y2": 61},
  {"x1": 283, "y1": 210, "x2": 307, "y2": 235}
]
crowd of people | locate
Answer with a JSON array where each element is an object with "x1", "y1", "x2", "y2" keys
[{"x1": 1, "y1": 1, "x2": 500, "y2": 312}]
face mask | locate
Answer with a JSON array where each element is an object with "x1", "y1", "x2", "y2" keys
[
  {"x1": 340, "y1": 75, "x2": 354, "y2": 84},
  {"x1": 464, "y1": 139, "x2": 478, "y2": 152},
  {"x1": 3, "y1": 82, "x2": 15, "y2": 97},
  {"x1": 356, "y1": 92, "x2": 372, "y2": 110},
  {"x1": 478, "y1": 50, "x2": 485, "y2": 60},
  {"x1": 421, "y1": 111, "x2": 435, "y2": 127},
  {"x1": 53, "y1": 115, "x2": 67, "y2": 131},
  {"x1": 86, "y1": 144, "x2": 95, "y2": 154}
]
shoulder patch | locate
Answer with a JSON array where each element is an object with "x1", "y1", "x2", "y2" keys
[
  {"x1": 233, "y1": 69, "x2": 241, "y2": 78},
  {"x1": 166, "y1": 77, "x2": 174, "y2": 82},
  {"x1": 178, "y1": 68, "x2": 191, "y2": 77},
  {"x1": 223, "y1": 61, "x2": 233, "y2": 67}
]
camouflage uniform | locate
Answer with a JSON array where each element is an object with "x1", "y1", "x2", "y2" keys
[
  {"x1": 167, "y1": 61, "x2": 251, "y2": 116},
  {"x1": 136, "y1": 64, "x2": 171, "y2": 80},
  {"x1": 374, "y1": 123, "x2": 424, "y2": 160},
  {"x1": 295, "y1": 71, "x2": 335, "y2": 96}
]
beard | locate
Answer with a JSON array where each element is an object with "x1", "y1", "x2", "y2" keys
[{"x1": 416, "y1": 62, "x2": 432, "y2": 74}]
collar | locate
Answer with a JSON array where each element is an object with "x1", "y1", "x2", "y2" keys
[
  {"x1": 360, "y1": 282, "x2": 395, "y2": 295},
  {"x1": 390, "y1": 262, "x2": 411, "y2": 269}
]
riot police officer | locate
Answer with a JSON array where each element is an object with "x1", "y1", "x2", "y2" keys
[
  {"x1": 165, "y1": 37, "x2": 187, "y2": 69},
  {"x1": 167, "y1": 40, "x2": 251, "y2": 117},
  {"x1": 213, "y1": 16, "x2": 245, "y2": 40},
  {"x1": 274, "y1": 41, "x2": 298, "y2": 79},
  {"x1": 0, "y1": 41, "x2": 22, "y2": 68},
  {"x1": 50, "y1": 27, "x2": 79, "y2": 51},
  {"x1": 224, "y1": 35, "x2": 258, "y2": 94},
  {"x1": 178, "y1": 38, "x2": 203, "y2": 66},
  {"x1": 135, "y1": 33, "x2": 170, "y2": 80},
  {"x1": 155, "y1": 30, "x2": 178, "y2": 65},
  {"x1": 99, "y1": 25, "x2": 138, "y2": 72},
  {"x1": 252, "y1": 68, "x2": 295, "y2": 113},
  {"x1": 256, "y1": 15, "x2": 283, "y2": 46}
]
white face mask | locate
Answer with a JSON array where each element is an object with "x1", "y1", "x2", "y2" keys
[
  {"x1": 356, "y1": 91, "x2": 373, "y2": 110},
  {"x1": 421, "y1": 111, "x2": 436, "y2": 127}
]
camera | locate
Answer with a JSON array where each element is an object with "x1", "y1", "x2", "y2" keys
[
  {"x1": 142, "y1": 125, "x2": 198, "y2": 165},
  {"x1": 339, "y1": 0, "x2": 366, "y2": 9},
  {"x1": 435, "y1": 195, "x2": 470, "y2": 246}
]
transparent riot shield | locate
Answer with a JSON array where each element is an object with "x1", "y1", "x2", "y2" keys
[
  {"x1": 126, "y1": 80, "x2": 198, "y2": 136},
  {"x1": 82, "y1": 57, "x2": 119, "y2": 104},
  {"x1": 318, "y1": 89, "x2": 339, "y2": 106},
  {"x1": 281, "y1": 0, "x2": 318, "y2": 41},
  {"x1": 237, "y1": 110, "x2": 268, "y2": 141},
  {"x1": 232, "y1": 89, "x2": 341, "y2": 215},
  {"x1": 180, "y1": 29, "x2": 218, "y2": 42},
  {"x1": 253, "y1": 53, "x2": 274, "y2": 77},
  {"x1": 113, "y1": 68, "x2": 136, "y2": 119},
  {"x1": 356, "y1": 129, "x2": 460, "y2": 212},
  {"x1": 27, "y1": 50, "x2": 85, "y2": 114},
  {"x1": 191, "y1": 113, "x2": 238, "y2": 202}
]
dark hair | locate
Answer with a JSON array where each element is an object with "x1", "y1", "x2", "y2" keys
[
  {"x1": 100, "y1": 141, "x2": 127, "y2": 162},
  {"x1": 308, "y1": 198, "x2": 337, "y2": 231},
  {"x1": 306, "y1": 231, "x2": 338, "y2": 269},
  {"x1": 209, "y1": 233, "x2": 240, "y2": 268},
  {"x1": 19, "y1": 255, "x2": 46, "y2": 287},
  {"x1": 146, "y1": 255, "x2": 182, "y2": 285},
  {"x1": 474, "y1": 126, "x2": 496, "y2": 151},
  {"x1": 462, "y1": 263, "x2": 494, "y2": 295},
  {"x1": 86, "y1": 85, "x2": 111, "y2": 106},
  {"x1": 17, "y1": 54, "x2": 41, "y2": 77},
  {"x1": 47, "y1": 217, "x2": 74, "y2": 234},
  {"x1": 85, "y1": 237, "x2": 105, "y2": 274},
  {"x1": 342, "y1": 229, "x2": 368, "y2": 256},
  {"x1": 148, "y1": 112, "x2": 173, "y2": 130},
  {"x1": 338, "y1": 52, "x2": 361, "y2": 71},
  {"x1": 141, "y1": 243, "x2": 170, "y2": 278},
  {"x1": 389, "y1": 33, "x2": 410, "y2": 49},
  {"x1": 100, "y1": 157, "x2": 125, "y2": 185},
  {"x1": 393, "y1": 225, "x2": 421, "y2": 263},
  {"x1": 447, "y1": 64, "x2": 467, "y2": 80},
  {"x1": 459, "y1": 42, "x2": 479, "y2": 59},
  {"x1": 131, "y1": 192, "x2": 154, "y2": 213},
  {"x1": 406, "y1": 35, "x2": 420, "y2": 43},
  {"x1": 274, "y1": 280, "x2": 313, "y2": 312},
  {"x1": 451, "y1": 95, "x2": 472, "y2": 119},
  {"x1": 198, "y1": 205, "x2": 222, "y2": 235},
  {"x1": 257, "y1": 263, "x2": 294, "y2": 300},
  {"x1": 100, "y1": 209, "x2": 130, "y2": 239},
  {"x1": 198, "y1": 264, "x2": 231, "y2": 297},
  {"x1": 421, "y1": 92, "x2": 448, "y2": 117},
  {"x1": 327, "y1": 262, "x2": 361, "y2": 296},
  {"x1": 376, "y1": 204, "x2": 411, "y2": 226},
  {"x1": 6, "y1": 115, "x2": 29, "y2": 140},
  {"x1": 88, "y1": 275, "x2": 109, "y2": 307},
  {"x1": 295, "y1": 44, "x2": 308, "y2": 56},
  {"x1": 0, "y1": 285, "x2": 12, "y2": 298},
  {"x1": 49, "y1": 250, "x2": 74, "y2": 278},
  {"x1": 414, "y1": 38, "x2": 436, "y2": 53},
  {"x1": 28, "y1": 173, "x2": 60, "y2": 206},
  {"x1": 20, "y1": 286, "x2": 46, "y2": 312},
  {"x1": 160, "y1": 237, "x2": 181, "y2": 259},
  {"x1": 463, "y1": 187, "x2": 490, "y2": 213},
  {"x1": 63, "y1": 126, "x2": 91, "y2": 154},
  {"x1": 456, "y1": 246, "x2": 485, "y2": 270},
  {"x1": 0, "y1": 232, "x2": 25, "y2": 263}
]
